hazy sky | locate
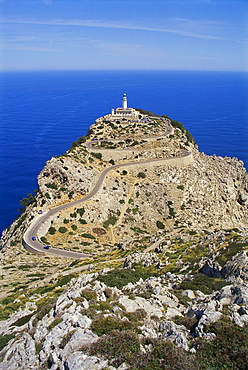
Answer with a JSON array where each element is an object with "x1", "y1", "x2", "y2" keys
[{"x1": 1, "y1": 0, "x2": 247, "y2": 71}]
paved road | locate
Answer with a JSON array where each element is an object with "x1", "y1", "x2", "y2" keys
[{"x1": 23, "y1": 118, "x2": 191, "y2": 259}]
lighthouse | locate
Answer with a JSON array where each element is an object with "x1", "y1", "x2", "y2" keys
[
  {"x1": 110, "y1": 94, "x2": 139, "y2": 119},
  {"x1": 122, "y1": 93, "x2": 128, "y2": 109}
]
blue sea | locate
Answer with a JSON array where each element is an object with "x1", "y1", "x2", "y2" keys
[{"x1": 0, "y1": 70, "x2": 247, "y2": 235}]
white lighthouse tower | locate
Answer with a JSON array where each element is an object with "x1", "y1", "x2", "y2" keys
[
  {"x1": 122, "y1": 93, "x2": 128, "y2": 109},
  {"x1": 110, "y1": 93, "x2": 139, "y2": 119}
]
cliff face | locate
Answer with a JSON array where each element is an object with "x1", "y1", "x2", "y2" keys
[{"x1": 0, "y1": 112, "x2": 247, "y2": 369}]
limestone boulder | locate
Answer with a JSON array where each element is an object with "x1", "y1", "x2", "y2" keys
[
  {"x1": 159, "y1": 320, "x2": 190, "y2": 351},
  {"x1": 64, "y1": 353, "x2": 109, "y2": 370},
  {"x1": 221, "y1": 251, "x2": 248, "y2": 283},
  {"x1": 0, "y1": 333, "x2": 39, "y2": 370},
  {"x1": 118, "y1": 295, "x2": 163, "y2": 318},
  {"x1": 61, "y1": 328, "x2": 98, "y2": 360}
]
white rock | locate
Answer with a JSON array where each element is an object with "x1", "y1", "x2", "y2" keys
[
  {"x1": 181, "y1": 289, "x2": 195, "y2": 299},
  {"x1": 196, "y1": 311, "x2": 222, "y2": 337},
  {"x1": 64, "y1": 352, "x2": 108, "y2": 370},
  {"x1": 159, "y1": 320, "x2": 190, "y2": 351},
  {"x1": 0, "y1": 333, "x2": 39, "y2": 370},
  {"x1": 61, "y1": 328, "x2": 98, "y2": 359},
  {"x1": 166, "y1": 307, "x2": 184, "y2": 319},
  {"x1": 139, "y1": 324, "x2": 158, "y2": 338},
  {"x1": 118, "y1": 295, "x2": 163, "y2": 317}
]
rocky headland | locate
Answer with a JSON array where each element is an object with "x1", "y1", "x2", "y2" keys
[{"x1": 0, "y1": 109, "x2": 247, "y2": 369}]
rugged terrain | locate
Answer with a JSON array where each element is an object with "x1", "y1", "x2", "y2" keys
[{"x1": 0, "y1": 110, "x2": 247, "y2": 369}]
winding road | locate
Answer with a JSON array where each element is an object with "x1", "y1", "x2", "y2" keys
[{"x1": 22, "y1": 117, "x2": 193, "y2": 259}]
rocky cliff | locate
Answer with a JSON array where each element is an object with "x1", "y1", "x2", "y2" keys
[{"x1": 0, "y1": 111, "x2": 247, "y2": 369}]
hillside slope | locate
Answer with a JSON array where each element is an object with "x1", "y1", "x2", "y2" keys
[{"x1": 0, "y1": 111, "x2": 247, "y2": 369}]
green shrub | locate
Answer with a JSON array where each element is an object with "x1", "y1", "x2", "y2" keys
[
  {"x1": 156, "y1": 220, "x2": 165, "y2": 229},
  {"x1": 97, "y1": 266, "x2": 158, "y2": 289},
  {"x1": 130, "y1": 227, "x2": 147, "y2": 234},
  {"x1": 125, "y1": 309, "x2": 147, "y2": 323},
  {"x1": 177, "y1": 185, "x2": 184, "y2": 190},
  {"x1": 177, "y1": 273, "x2": 227, "y2": 295},
  {"x1": 71, "y1": 224, "x2": 77, "y2": 231},
  {"x1": 135, "y1": 108, "x2": 156, "y2": 116},
  {"x1": 0, "y1": 334, "x2": 15, "y2": 351},
  {"x1": 40, "y1": 236, "x2": 47, "y2": 243},
  {"x1": 48, "y1": 227, "x2": 56, "y2": 235},
  {"x1": 58, "y1": 227, "x2": 67, "y2": 234},
  {"x1": 215, "y1": 241, "x2": 246, "y2": 267},
  {"x1": 11, "y1": 313, "x2": 33, "y2": 327},
  {"x1": 77, "y1": 207, "x2": 85, "y2": 216},
  {"x1": 35, "y1": 342, "x2": 43, "y2": 355},
  {"x1": 103, "y1": 215, "x2": 117, "y2": 229},
  {"x1": 81, "y1": 290, "x2": 97, "y2": 301},
  {"x1": 98, "y1": 301, "x2": 112, "y2": 312},
  {"x1": 19, "y1": 191, "x2": 37, "y2": 212},
  {"x1": 45, "y1": 183, "x2": 58, "y2": 190},
  {"x1": 197, "y1": 317, "x2": 248, "y2": 369},
  {"x1": 33, "y1": 297, "x2": 57, "y2": 324},
  {"x1": 55, "y1": 274, "x2": 76, "y2": 287},
  {"x1": 131, "y1": 338, "x2": 197, "y2": 370},
  {"x1": 130, "y1": 140, "x2": 139, "y2": 146},
  {"x1": 171, "y1": 120, "x2": 194, "y2": 142},
  {"x1": 137, "y1": 172, "x2": 146, "y2": 178},
  {"x1": 59, "y1": 331, "x2": 76, "y2": 349},
  {"x1": 70, "y1": 134, "x2": 88, "y2": 150},
  {"x1": 81, "y1": 233, "x2": 96, "y2": 239},
  {"x1": 92, "y1": 316, "x2": 135, "y2": 336},
  {"x1": 91, "y1": 152, "x2": 102, "y2": 160},
  {"x1": 169, "y1": 207, "x2": 176, "y2": 218},
  {"x1": 47, "y1": 318, "x2": 63, "y2": 331},
  {"x1": 88, "y1": 330, "x2": 140, "y2": 366}
]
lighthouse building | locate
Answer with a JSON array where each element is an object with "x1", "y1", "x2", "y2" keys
[{"x1": 111, "y1": 94, "x2": 140, "y2": 119}]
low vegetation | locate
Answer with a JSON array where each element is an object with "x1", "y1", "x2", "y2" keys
[{"x1": 97, "y1": 265, "x2": 159, "y2": 289}]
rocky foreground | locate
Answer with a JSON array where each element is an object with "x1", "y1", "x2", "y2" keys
[
  {"x1": 0, "y1": 233, "x2": 248, "y2": 369},
  {"x1": 0, "y1": 111, "x2": 248, "y2": 369}
]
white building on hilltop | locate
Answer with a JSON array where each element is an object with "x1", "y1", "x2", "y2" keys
[{"x1": 111, "y1": 93, "x2": 140, "y2": 119}]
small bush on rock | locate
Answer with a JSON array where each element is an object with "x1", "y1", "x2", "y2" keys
[
  {"x1": 88, "y1": 330, "x2": 140, "y2": 366},
  {"x1": 58, "y1": 227, "x2": 67, "y2": 234},
  {"x1": 97, "y1": 265, "x2": 158, "y2": 289},
  {"x1": 0, "y1": 334, "x2": 15, "y2": 351},
  {"x1": 125, "y1": 308, "x2": 147, "y2": 323},
  {"x1": 92, "y1": 315, "x2": 135, "y2": 335},
  {"x1": 156, "y1": 220, "x2": 165, "y2": 229},
  {"x1": 131, "y1": 338, "x2": 198, "y2": 370},
  {"x1": 196, "y1": 317, "x2": 248, "y2": 370},
  {"x1": 11, "y1": 313, "x2": 33, "y2": 327},
  {"x1": 177, "y1": 273, "x2": 227, "y2": 295},
  {"x1": 81, "y1": 289, "x2": 97, "y2": 301}
]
